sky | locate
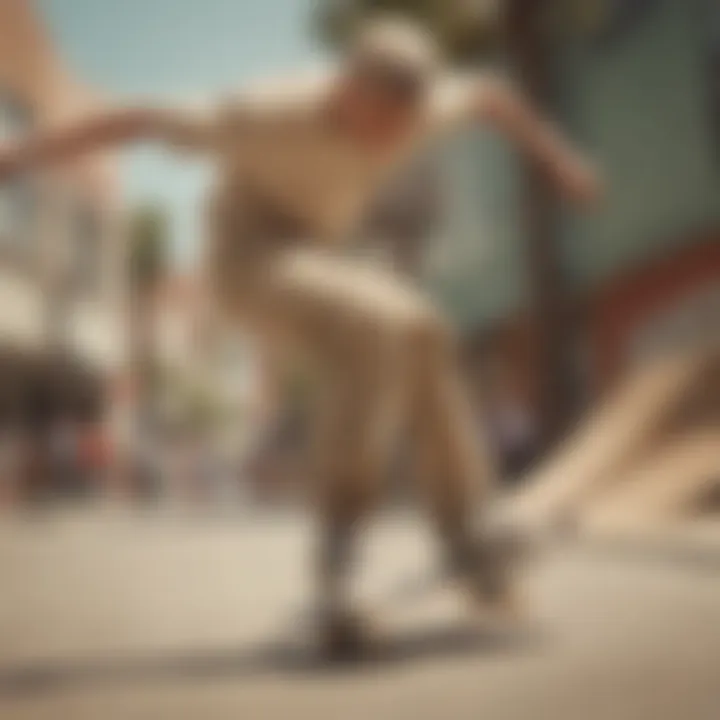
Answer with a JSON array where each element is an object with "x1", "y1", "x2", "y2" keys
[{"x1": 37, "y1": 0, "x2": 324, "y2": 267}]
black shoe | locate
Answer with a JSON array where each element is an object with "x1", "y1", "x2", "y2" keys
[
  {"x1": 318, "y1": 608, "x2": 374, "y2": 663},
  {"x1": 448, "y1": 523, "x2": 532, "y2": 618}
]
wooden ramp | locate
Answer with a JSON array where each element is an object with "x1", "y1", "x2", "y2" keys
[
  {"x1": 507, "y1": 348, "x2": 720, "y2": 531},
  {"x1": 579, "y1": 429, "x2": 720, "y2": 532}
]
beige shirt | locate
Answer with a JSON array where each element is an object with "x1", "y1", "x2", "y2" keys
[{"x1": 164, "y1": 70, "x2": 478, "y2": 242}]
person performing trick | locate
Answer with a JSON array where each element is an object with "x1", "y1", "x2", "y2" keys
[{"x1": 0, "y1": 17, "x2": 599, "y2": 659}]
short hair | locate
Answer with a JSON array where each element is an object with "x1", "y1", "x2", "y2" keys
[{"x1": 348, "y1": 16, "x2": 442, "y2": 103}]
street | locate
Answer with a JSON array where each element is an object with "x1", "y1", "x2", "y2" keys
[{"x1": 0, "y1": 509, "x2": 718, "y2": 720}]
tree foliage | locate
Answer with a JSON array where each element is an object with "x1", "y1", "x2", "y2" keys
[
  {"x1": 126, "y1": 204, "x2": 170, "y2": 430},
  {"x1": 128, "y1": 204, "x2": 169, "y2": 294}
]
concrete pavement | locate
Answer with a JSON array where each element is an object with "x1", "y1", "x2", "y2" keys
[{"x1": 0, "y1": 509, "x2": 718, "y2": 719}]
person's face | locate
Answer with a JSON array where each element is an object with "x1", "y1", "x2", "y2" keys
[{"x1": 334, "y1": 69, "x2": 424, "y2": 151}]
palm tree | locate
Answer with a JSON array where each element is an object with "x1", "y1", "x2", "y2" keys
[
  {"x1": 127, "y1": 204, "x2": 169, "y2": 433},
  {"x1": 503, "y1": 0, "x2": 580, "y2": 443}
]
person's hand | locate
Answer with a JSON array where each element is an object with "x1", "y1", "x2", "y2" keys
[{"x1": 555, "y1": 156, "x2": 603, "y2": 210}]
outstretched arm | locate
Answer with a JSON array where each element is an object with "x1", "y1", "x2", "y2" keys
[
  {"x1": 0, "y1": 105, "x2": 217, "y2": 181},
  {"x1": 443, "y1": 73, "x2": 601, "y2": 207}
]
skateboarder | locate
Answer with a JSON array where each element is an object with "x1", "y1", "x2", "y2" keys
[{"x1": 0, "y1": 17, "x2": 599, "y2": 657}]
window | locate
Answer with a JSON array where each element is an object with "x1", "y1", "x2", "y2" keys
[
  {"x1": 0, "y1": 90, "x2": 31, "y2": 140},
  {"x1": 0, "y1": 182, "x2": 35, "y2": 247},
  {"x1": 0, "y1": 90, "x2": 35, "y2": 251},
  {"x1": 68, "y1": 199, "x2": 104, "y2": 295}
]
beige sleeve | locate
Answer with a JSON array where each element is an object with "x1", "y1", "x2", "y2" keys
[
  {"x1": 152, "y1": 104, "x2": 228, "y2": 153},
  {"x1": 155, "y1": 70, "x2": 328, "y2": 153},
  {"x1": 215, "y1": 70, "x2": 331, "y2": 136}
]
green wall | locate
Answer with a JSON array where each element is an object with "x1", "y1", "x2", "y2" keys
[
  {"x1": 559, "y1": 0, "x2": 720, "y2": 286},
  {"x1": 433, "y1": 0, "x2": 719, "y2": 329}
]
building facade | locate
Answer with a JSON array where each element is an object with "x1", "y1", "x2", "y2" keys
[
  {"x1": 0, "y1": 0, "x2": 127, "y2": 500},
  {"x1": 429, "y1": 0, "x2": 720, "y2": 407}
]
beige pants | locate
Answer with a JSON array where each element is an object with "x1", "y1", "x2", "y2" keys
[{"x1": 208, "y1": 194, "x2": 498, "y2": 630}]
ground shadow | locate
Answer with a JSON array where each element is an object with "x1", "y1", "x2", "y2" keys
[{"x1": 0, "y1": 621, "x2": 543, "y2": 698}]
